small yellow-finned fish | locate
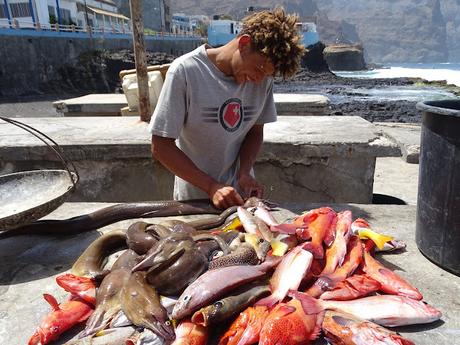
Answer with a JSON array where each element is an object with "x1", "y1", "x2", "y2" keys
[
  {"x1": 351, "y1": 218, "x2": 393, "y2": 250},
  {"x1": 221, "y1": 216, "x2": 243, "y2": 232}
]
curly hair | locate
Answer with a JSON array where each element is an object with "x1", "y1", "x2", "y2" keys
[{"x1": 239, "y1": 7, "x2": 305, "y2": 79}]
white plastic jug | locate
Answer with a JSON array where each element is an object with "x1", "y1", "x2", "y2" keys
[{"x1": 122, "y1": 71, "x2": 164, "y2": 111}]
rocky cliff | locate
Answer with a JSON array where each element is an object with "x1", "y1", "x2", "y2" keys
[{"x1": 170, "y1": 0, "x2": 459, "y2": 63}]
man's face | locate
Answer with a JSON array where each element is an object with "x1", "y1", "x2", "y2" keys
[{"x1": 232, "y1": 38, "x2": 275, "y2": 84}]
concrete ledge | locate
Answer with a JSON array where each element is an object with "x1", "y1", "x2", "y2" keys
[
  {"x1": 0, "y1": 116, "x2": 400, "y2": 203},
  {"x1": 376, "y1": 122, "x2": 421, "y2": 163},
  {"x1": 0, "y1": 202, "x2": 457, "y2": 345},
  {"x1": 53, "y1": 93, "x2": 331, "y2": 117}
]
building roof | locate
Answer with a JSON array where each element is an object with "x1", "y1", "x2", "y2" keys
[{"x1": 87, "y1": 5, "x2": 130, "y2": 20}]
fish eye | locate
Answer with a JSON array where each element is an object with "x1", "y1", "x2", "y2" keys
[
  {"x1": 165, "y1": 320, "x2": 171, "y2": 326},
  {"x1": 258, "y1": 238, "x2": 265, "y2": 243},
  {"x1": 214, "y1": 301, "x2": 223, "y2": 308}
]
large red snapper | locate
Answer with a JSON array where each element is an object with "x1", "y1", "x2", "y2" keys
[
  {"x1": 55, "y1": 273, "x2": 97, "y2": 305},
  {"x1": 320, "y1": 274, "x2": 381, "y2": 301},
  {"x1": 28, "y1": 294, "x2": 93, "y2": 345},
  {"x1": 290, "y1": 291, "x2": 442, "y2": 327},
  {"x1": 322, "y1": 310, "x2": 416, "y2": 345},
  {"x1": 259, "y1": 299, "x2": 322, "y2": 345}
]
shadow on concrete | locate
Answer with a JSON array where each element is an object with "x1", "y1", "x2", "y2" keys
[{"x1": 394, "y1": 319, "x2": 445, "y2": 333}]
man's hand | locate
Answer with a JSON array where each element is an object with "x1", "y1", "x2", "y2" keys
[
  {"x1": 208, "y1": 183, "x2": 244, "y2": 210},
  {"x1": 238, "y1": 174, "x2": 264, "y2": 199}
]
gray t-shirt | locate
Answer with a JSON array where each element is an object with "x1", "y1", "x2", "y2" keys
[{"x1": 148, "y1": 44, "x2": 277, "y2": 200}]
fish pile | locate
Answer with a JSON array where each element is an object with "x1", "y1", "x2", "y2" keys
[{"x1": 27, "y1": 199, "x2": 441, "y2": 345}]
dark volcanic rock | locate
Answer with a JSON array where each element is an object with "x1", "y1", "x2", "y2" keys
[
  {"x1": 323, "y1": 44, "x2": 366, "y2": 71},
  {"x1": 301, "y1": 42, "x2": 331, "y2": 73}
]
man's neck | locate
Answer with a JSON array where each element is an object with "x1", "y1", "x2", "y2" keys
[{"x1": 206, "y1": 40, "x2": 238, "y2": 77}]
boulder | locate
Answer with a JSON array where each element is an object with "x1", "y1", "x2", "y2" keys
[{"x1": 323, "y1": 43, "x2": 366, "y2": 71}]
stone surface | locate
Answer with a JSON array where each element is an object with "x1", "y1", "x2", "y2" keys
[
  {"x1": 323, "y1": 44, "x2": 366, "y2": 71},
  {"x1": 0, "y1": 116, "x2": 400, "y2": 203},
  {"x1": 376, "y1": 122, "x2": 421, "y2": 163},
  {"x1": 0, "y1": 202, "x2": 458, "y2": 344},
  {"x1": 52, "y1": 93, "x2": 332, "y2": 117}
]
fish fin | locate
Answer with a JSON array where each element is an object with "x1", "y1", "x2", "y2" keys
[
  {"x1": 358, "y1": 228, "x2": 393, "y2": 250},
  {"x1": 288, "y1": 291, "x2": 323, "y2": 315},
  {"x1": 309, "y1": 310, "x2": 325, "y2": 340},
  {"x1": 43, "y1": 293, "x2": 60, "y2": 311},
  {"x1": 254, "y1": 294, "x2": 280, "y2": 308},
  {"x1": 270, "y1": 240, "x2": 289, "y2": 256},
  {"x1": 301, "y1": 242, "x2": 324, "y2": 259},
  {"x1": 270, "y1": 223, "x2": 297, "y2": 234}
]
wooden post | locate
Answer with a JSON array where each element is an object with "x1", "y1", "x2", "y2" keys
[{"x1": 129, "y1": 0, "x2": 151, "y2": 122}]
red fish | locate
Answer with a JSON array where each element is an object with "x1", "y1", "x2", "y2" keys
[
  {"x1": 299, "y1": 208, "x2": 337, "y2": 259},
  {"x1": 289, "y1": 291, "x2": 441, "y2": 327},
  {"x1": 363, "y1": 250, "x2": 423, "y2": 300},
  {"x1": 320, "y1": 274, "x2": 381, "y2": 300},
  {"x1": 218, "y1": 306, "x2": 269, "y2": 345},
  {"x1": 172, "y1": 319, "x2": 208, "y2": 345},
  {"x1": 320, "y1": 210, "x2": 352, "y2": 275},
  {"x1": 28, "y1": 294, "x2": 94, "y2": 345},
  {"x1": 322, "y1": 310, "x2": 416, "y2": 345},
  {"x1": 56, "y1": 273, "x2": 97, "y2": 305},
  {"x1": 306, "y1": 235, "x2": 364, "y2": 298},
  {"x1": 259, "y1": 299, "x2": 322, "y2": 345}
]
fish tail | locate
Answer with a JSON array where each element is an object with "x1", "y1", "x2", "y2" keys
[
  {"x1": 301, "y1": 242, "x2": 324, "y2": 259},
  {"x1": 358, "y1": 228, "x2": 393, "y2": 250},
  {"x1": 288, "y1": 290, "x2": 324, "y2": 314},
  {"x1": 270, "y1": 239, "x2": 289, "y2": 256}
]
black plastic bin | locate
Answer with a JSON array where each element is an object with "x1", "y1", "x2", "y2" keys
[{"x1": 415, "y1": 100, "x2": 460, "y2": 276}]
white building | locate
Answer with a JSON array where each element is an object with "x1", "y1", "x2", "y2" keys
[{"x1": 0, "y1": 0, "x2": 130, "y2": 32}]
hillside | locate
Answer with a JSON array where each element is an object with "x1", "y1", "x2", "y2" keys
[{"x1": 170, "y1": 0, "x2": 460, "y2": 63}]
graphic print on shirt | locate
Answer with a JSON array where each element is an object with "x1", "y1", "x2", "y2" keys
[{"x1": 200, "y1": 98, "x2": 257, "y2": 132}]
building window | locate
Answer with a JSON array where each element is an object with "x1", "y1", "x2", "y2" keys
[
  {"x1": 59, "y1": 8, "x2": 71, "y2": 23},
  {"x1": 10, "y1": 2, "x2": 31, "y2": 18},
  {"x1": 48, "y1": 5, "x2": 55, "y2": 16},
  {"x1": 0, "y1": 5, "x2": 6, "y2": 19}
]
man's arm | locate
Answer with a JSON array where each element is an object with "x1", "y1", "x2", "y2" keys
[
  {"x1": 237, "y1": 124, "x2": 265, "y2": 198},
  {"x1": 151, "y1": 135, "x2": 244, "y2": 209}
]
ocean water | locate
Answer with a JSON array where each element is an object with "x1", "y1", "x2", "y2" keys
[{"x1": 334, "y1": 63, "x2": 460, "y2": 87}]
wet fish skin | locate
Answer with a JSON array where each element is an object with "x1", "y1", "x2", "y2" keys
[
  {"x1": 80, "y1": 268, "x2": 131, "y2": 337},
  {"x1": 320, "y1": 274, "x2": 381, "y2": 301},
  {"x1": 218, "y1": 306, "x2": 270, "y2": 345},
  {"x1": 63, "y1": 326, "x2": 137, "y2": 345},
  {"x1": 121, "y1": 271, "x2": 175, "y2": 340},
  {"x1": 71, "y1": 230, "x2": 127, "y2": 280},
  {"x1": 322, "y1": 310, "x2": 416, "y2": 345},
  {"x1": 259, "y1": 299, "x2": 322, "y2": 345},
  {"x1": 363, "y1": 250, "x2": 423, "y2": 300},
  {"x1": 290, "y1": 291, "x2": 442, "y2": 327},
  {"x1": 56, "y1": 273, "x2": 97, "y2": 306},
  {"x1": 126, "y1": 222, "x2": 159, "y2": 255},
  {"x1": 172, "y1": 319, "x2": 208, "y2": 345},
  {"x1": 172, "y1": 256, "x2": 281, "y2": 320},
  {"x1": 191, "y1": 283, "x2": 270, "y2": 326},
  {"x1": 208, "y1": 243, "x2": 259, "y2": 270}
]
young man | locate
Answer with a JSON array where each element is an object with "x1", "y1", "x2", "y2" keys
[{"x1": 149, "y1": 8, "x2": 305, "y2": 209}]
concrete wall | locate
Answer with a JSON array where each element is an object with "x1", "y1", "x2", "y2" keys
[{"x1": 0, "y1": 32, "x2": 201, "y2": 96}]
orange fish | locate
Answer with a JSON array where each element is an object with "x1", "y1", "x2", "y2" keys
[
  {"x1": 56, "y1": 273, "x2": 97, "y2": 305},
  {"x1": 218, "y1": 306, "x2": 269, "y2": 345},
  {"x1": 320, "y1": 210, "x2": 353, "y2": 275},
  {"x1": 322, "y1": 310, "x2": 416, "y2": 345},
  {"x1": 172, "y1": 319, "x2": 208, "y2": 345},
  {"x1": 320, "y1": 274, "x2": 381, "y2": 300},
  {"x1": 299, "y1": 207, "x2": 337, "y2": 259},
  {"x1": 28, "y1": 294, "x2": 94, "y2": 345},
  {"x1": 306, "y1": 235, "x2": 364, "y2": 298},
  {"x1": 259, "y1": 299, "x2": 322, "y2": 345},
  {"x1": 363, "y1": 250, "x2": 423, "y2": 300}
]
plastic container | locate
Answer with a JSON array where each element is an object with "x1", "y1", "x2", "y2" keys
[
  {"x1": 415, "y1": 100, "x2": 460, "y2": 276},
  {"x1": 122, "y1": 70, "x2": 164, "y2": 111}
]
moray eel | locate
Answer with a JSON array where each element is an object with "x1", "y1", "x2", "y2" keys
[
  {"x1": 3, "y1": 199, "x2": 220, "y2": 236},
  {"x1": 121, "y1": 271, "x2": 175, "y2": 340},
  {"x1": 208, "y1": 243, "x2": 259, "y2": 270},
  {"x1": 80, "y1": 268, "x2": 131, "y2": 338},
  {"x1": 125, "y1": 222, "x2": 170, "y2": 255},
  {"x1": 71, "y1": 230, "x2": 127, "y2": 280},
  {"x1": 192, "y1": 283, "x2": 271, "y2": 326},
  {"x1": 110, "y1": 249, "x2": 140, "y2": 271}
]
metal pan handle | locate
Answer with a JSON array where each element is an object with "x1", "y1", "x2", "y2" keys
[{"x1": 0, "y1": 117, "x2": 79, "y2": 188}]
